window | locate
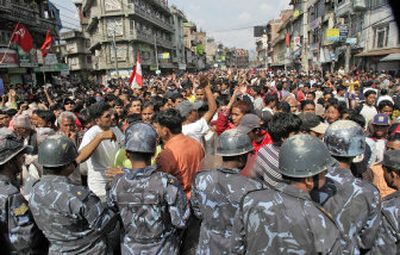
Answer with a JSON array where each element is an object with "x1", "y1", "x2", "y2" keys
[
  {"x1": 374, "y1": 25, "x2": 389, "y2": 48},
  {"x1": 129, "y1": 19, "x2": 135, "y2": 35}
]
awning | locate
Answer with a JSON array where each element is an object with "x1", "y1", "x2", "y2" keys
[
  {"x1": 355, "y1": 48, "x2": 400, "y2": 57},
  {"x1": 380, "y1": 53, "x2": 400, "y2": 62}
]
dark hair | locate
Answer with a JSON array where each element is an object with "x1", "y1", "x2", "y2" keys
[
  {"x1": 337, "y1": 85, "x2": 347, "y2": 93},
  {"x1": 364, "y1": 90, "x2": 377, "y2": 98},
  {"x1": 216, "y1": 95, "x2": 230, "y2": 107},
  {"x1": 155, "y1": 109, "x2": 183, "y2": 134},
  {"x1": 33, "y1": 109, "x2": 56, "y2": 125},
  {"x1": 232, "y1": 101, "x2": 252, "y2": 115},
  {"x1": 114, "y1": 98, "x2": 124, "y2": 107},
  {"x1": 264, "y1": 93, "x2": 278, "y2": 105},
  {"x1": 126, "y1": 151, "x2": 154, "y2": 162},
  {"x1": 307, "y1": 92, "x2": 316, "y2": 99},
  {"x1": 348, "y1": 111, "x2": 366, "y2": 128},
  {"x1": 126, "y1": 114, "x2": 142, "y2": 125},
  {"x1": 91, "y1": 102, "x2": 112, "y2": 119},
  {"x1": 378, "y1": 100, "x2": 394, "y2": 111},
  {"x1": 79, "y1": 108, "x2": 93, "y2": 126},
  {"x1": 276, "y1": 101, "x2": 290, "y2": 113},
  {"x1": 326, "y1": 101, "x2": 347, "y2": 117},
  {"x1": 298, "y1": 113, "x2": 321, "y2": 132},
  {"x1": 267, "y1": 113, "x2": 302, "y2": 144},
  {"x1": 105, "y1": 93, "x2": 117, "y2": 102},
  {"x1": 300, "y1": 100, "x2": 316, "y2": 111}
]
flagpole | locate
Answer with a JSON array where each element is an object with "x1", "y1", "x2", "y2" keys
[
  {"x1": 0, "y1": 23, "x2": 20, "y2": 64},
  {"x1": 42, "y1": 56, "x2": 46, "y2": 84}
]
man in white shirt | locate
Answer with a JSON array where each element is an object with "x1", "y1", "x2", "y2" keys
[
  {"x1": 176, "y1": 76, "x2": 217, "y2": 146},
  {"x1": 77, "y1": 102, "x2": 124, "y2": 200}
]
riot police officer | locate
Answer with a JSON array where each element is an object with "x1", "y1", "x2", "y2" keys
[
  {"x1": 107, "y1": 123, "x2": 190, "y2": 254},
  {"x1": 232, "y1": 134, "x2": 342, "y2": 254},
  {"x1": 0, "y1": 130, "x2": 48, "y2": 254},
  {"x1": 191, "y1": 128, "x2": 263, "y2": 254},
  {"x1": 372, "y1": 150, "x2": 400, "y2": 254},
  {"x1": 29, "y1": 135, "x2": 117, "y2": 254},
  {"x1": 324, "y1": 120, "x2": 381, "y2": 254}
]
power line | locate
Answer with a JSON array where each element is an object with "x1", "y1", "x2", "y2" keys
[{"x1": 51, "y1": 2, "x2": 78, "y2": 15}]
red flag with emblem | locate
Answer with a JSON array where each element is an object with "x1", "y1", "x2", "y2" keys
[{"x1": 10, "y1": 23, "x2": 33, "y2": 53}]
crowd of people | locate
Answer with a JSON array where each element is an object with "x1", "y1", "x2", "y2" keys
[{"x1": 0, "y1": 67, "x2": 400, "y2": 254}]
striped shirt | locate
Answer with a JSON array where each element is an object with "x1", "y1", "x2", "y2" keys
[{"x1": 253, "y1": 144, "x2": 283, "y2": 188}]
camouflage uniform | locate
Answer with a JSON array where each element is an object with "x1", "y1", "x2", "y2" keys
[
  {"x1": 0, "y1": 174, "x2": 48, "y2": 254},
  {"x1": 324, "y1": 167, "x2": 381, "y2": 254},
  {"x1": 371, "y1": 190, "x2": 400, "y2": 255},
  {"x1": 231, "y1": 184, "x2": 342, "y2": 254},
  {"x1": 191, "y1": 168, "x2": 263, "y2": 255},
  {"x1": 107, "y1": 166, "x2": 190, "y2": 255},
  {"x1": 29, "y1": 175, "x2": 117, "y2": 254}
]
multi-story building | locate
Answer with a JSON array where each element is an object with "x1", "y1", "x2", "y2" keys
[
  {"x1": 356, "y1": 0, "x2": 400, "y2": 72},
  {"x1": 75, "y1": 0, "x2": 175, "y2": 80},
  {"x1": 60, "y1": 30, "x2": 92, "y2": 82},
  {"x1": 0, "y1": 0, "x2": 61, "y2": 86},
  {"x1": 171, "y1": 5, "x2": 186, "y2": 70},
  {"x1": 205, "y1": 37, "x2": 218, "y2": 67},
  {"x1": 226, "y1": 48, "x2": 249, "y2": 68}
]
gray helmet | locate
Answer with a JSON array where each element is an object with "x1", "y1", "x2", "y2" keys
[
  {"x1": 279, "y1": 134, "x2": 336, "y2": 178},
  {"x1": 324, "y1": 120, "x2": 365, "y2": 157},
  {"x1": 216, "y1": 129, "x2": 253, "y2": 156},
  {"x1": 0, "y1": 130, "x2": 26, "y2": 165},
  {"x1": 38, "y1": 135, "x2": 78, "y2": 168},
  {"x1": 125, "y1": 123, "x2": 157, "y2": 153},
  {"x1": 383, "y1": 150, "x2": 400, "y2": 171}
]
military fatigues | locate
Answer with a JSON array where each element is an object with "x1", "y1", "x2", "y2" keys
[
  {"x1": 191, "y1": 168, "x2": 263, "y2": 255},
  {"x1": 324, "y1": 167, "x2": 381, "y2": 254},
  {"x1": 232, "y1": 184, "x2": 342, "y2": 255},
  {"x1": 29, "y1": 175, "x2": 117, "y2": 254},
  {"x1": 0, "y1": 174, "x2": 48, "y2": 254},
  {"x1": 371, "y1": 190, "x2": 400, "y2": 255},
  {"x1": 108, "y1": 166, "x2": 190, "y2": 255}
]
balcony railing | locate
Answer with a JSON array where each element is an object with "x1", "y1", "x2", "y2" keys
[{"x1": 128, "y1": 4, "x2": 174, "y2": 33}]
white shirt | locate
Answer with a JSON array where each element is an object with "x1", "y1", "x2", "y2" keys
[
  {"x1": 182, "y1": 118, "x2": 210, "y2": 145},
  {"x1": 79, "y1": 125, "x2": 124, "y2": 198},
  {"x1": 360, "y1": 105, "x2": 378, "y2": 128}
]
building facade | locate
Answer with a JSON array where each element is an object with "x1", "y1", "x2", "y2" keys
[
  {"x1": 75, "y1": 0, "x2": 175, "y2": 81},
  {"x1": 0, "y1": 0, "x2": 61, "y2": 86},
  {"x1": 266, "y1": 0, "x2": 399, "y2": 73}
]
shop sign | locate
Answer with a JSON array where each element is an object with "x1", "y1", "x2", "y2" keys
[{"x1": 0, "y1": 49, "x2": 18, "y2": 68}]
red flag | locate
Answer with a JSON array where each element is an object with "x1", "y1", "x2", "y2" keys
[
  {"x1": 128, "y1": 51, "x2": 143, "y2": 88},
  {"x1": 10, "y1": 23, "x2": 33, "y2": 53},
  {"x1": 285, "y1": 32, "x2": 290, "y2": 48},
  {"x1": 41, "y1": 30, "x2": 52, "y2": 57}
]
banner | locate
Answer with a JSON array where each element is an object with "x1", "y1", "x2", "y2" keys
[{"x1": 326, "y1": 28, "x2": 340, "y2": 42}]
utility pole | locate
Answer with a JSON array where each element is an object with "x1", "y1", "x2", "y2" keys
[
  {"x1": 301, "y1": 0, "x2": 309, "y2": 73},
  {"x1": 112, "y1": 30, "x2": 119, "y2": 77},
  {"x1": 344, "y1": 14, "x2": 352, "y2": 73},
  {"x1": 154, "y1": 34, "x2": 159, "y2": 73}
]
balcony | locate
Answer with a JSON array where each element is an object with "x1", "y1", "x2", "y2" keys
[
  {"x1": 128, "y1": 4, "x2": 174, "y2": 33},
  {"x1": 0, "y1": 2, "x2": 57, "y2": 33},
  {"x1": 135, "y1": 32, "x2": 173, "y2": 49},
  {"x1": 335, "y1": 0, "x2": 353, "y2": 17}
]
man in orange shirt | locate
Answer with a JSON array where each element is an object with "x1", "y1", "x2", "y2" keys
[
  {"x1": 155, "y1": 108, "x2": 205, "y2": 198},
  {"x1": 155, "y1": 108, "x2": 205, "y2": 254}
]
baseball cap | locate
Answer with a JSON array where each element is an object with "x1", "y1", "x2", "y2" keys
[
  {"x1": 237, "y1": 114, "x2": 261, "y2": 134},
  {"x1": 383, "y1": 150, "x2": 400, "y2": 170},
  {"x1": 371, "y1": 113, "x2": 390, "y2": 126},
  {"x1": 176, "y1": 100, "x2": 203, "y2": 118}
]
